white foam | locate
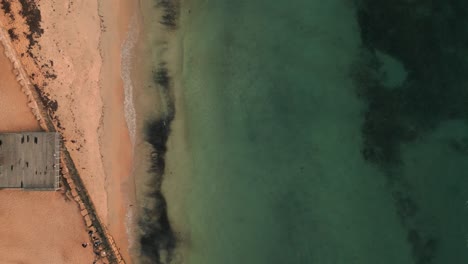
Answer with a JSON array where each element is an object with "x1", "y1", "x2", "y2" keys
[
  {"x1": 121, "y1": 16, "x2": 139, "y2": 147},
  {"x1": 120, "y1": 16, "x2": 140, "y2": 255}
]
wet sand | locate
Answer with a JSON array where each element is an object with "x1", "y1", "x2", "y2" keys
[{"x1": 99, "y1": 0, "x2": 139, "y2": 261}]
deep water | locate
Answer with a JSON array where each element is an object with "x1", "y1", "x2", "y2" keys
[{"x1": 139, "y1": 0, "x2": 468, "y2": 263}]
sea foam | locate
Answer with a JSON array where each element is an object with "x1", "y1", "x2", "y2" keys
[
  {"x1": 120, "y1": 15, "x2": 139, "y2": 252},
  {"x1": 121, "y1": 16, "x2": 138, "y2": 147}
]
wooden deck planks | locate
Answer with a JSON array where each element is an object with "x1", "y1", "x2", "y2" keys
[{"x1": 0, "y1": 132, "x2": 59, "y2": 190}]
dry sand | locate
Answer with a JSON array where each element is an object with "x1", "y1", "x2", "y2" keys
[
  {"x1": 0, "y1": 40, "x2": 96, "y2": 263},
  {"x1": 0, "y1": 44, "x2": 40, "y2": 132},
  {"x1": 0, "y1": 0, "x2": 138, "y2": 262},
  {"x1": 0, "y1": 191, "x2": 95, "y2": 263}
]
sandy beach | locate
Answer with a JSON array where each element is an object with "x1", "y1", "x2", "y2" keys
[
  {"x1": 0, "y1": 44, "x2": 40, "y2": 132},
  {"x1": 0, "y1": 38, "x2": 94, "y2": 262},
  {"x1": 0, "y1": 0, "x2": 137, "y2": 262},
  {"x1": 0, "y1": 191, "x2": 95, "y2": 263},
  {"x1": 98, "y1": 0, "x2": 139, "y2": 261}
]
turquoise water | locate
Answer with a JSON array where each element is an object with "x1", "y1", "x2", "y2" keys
[{"x1": 142, "y1": 0, "x2": 468, "y2": 263}]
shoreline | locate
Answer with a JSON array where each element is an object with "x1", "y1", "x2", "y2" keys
[
  {"x1": 0, "y1": 0, "x2": 187, "y2": 262},
  {"x1": 98, "y1": 0, "x2": 140, "y2": 261},
  {"x1": 120, "y1": 14, "x2": 139, "y2": 256}
]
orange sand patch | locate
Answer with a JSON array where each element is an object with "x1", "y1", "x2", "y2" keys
[
  {"x1": 0, "y1": 191, "x2": 95, "y2": 263},
  {"x1": 0, "y1": 44, "x2": 40, "y2": 132}
]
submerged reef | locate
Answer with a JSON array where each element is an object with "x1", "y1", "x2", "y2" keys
[
  {"x1": 355, "y1": 0, "x2": 468, "y2": 166},
  {"x1": 353, "y1": 0, "x2": 468, "y2": 263}
]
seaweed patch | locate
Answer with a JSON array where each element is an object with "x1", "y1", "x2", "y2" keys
[
  {"x1": 139, "y1": 63, "x2": 177, "y2": 264},
  {"x1": 0, "y1": 0, "x2": 13, "y2": 19},
  {"x1": 156, "y1": 0, "x2": 179, "y2": 29},
  {"x1": 0, "y1": 0, "x2": 11, "y2": 14},
  {"x1": 18, "y1": 0, "x2": 43, "y2": 49},
  {"x1": 7, "y1": 27, "x2": 18, "y2": 41},
  {"x1": 33, "y1": 83, "x2": 58, "y2": 114},
  {"x1": 153, "y1": 64, "x2": 171, "y2": 91}
]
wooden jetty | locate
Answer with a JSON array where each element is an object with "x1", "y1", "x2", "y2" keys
[{"x1": 0, "y1": 132, "x2": 60, "y2": 190}]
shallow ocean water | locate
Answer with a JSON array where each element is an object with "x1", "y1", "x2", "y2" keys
[{"x1": 139, "y1": 0, "x2": 468, "y2": 263}]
